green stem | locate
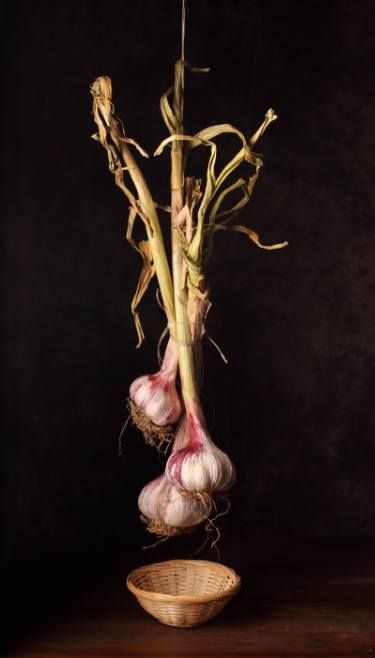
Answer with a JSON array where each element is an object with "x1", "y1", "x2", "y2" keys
[
  {"x1": 170, "y1": 61, "x2": 200, "y2": 412},
  {"x1": 120, "y1": 139, "x2": 175, "y2": 326},
  {"x1": 108, "y1": 120, "x2": 175, "y2": 327}
]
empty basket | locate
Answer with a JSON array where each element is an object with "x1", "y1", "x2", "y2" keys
[{"x1": 126, "y1": 559, "x2": 241, "y2": 627}]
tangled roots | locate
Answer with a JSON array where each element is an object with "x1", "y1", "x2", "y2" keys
[
  {"x1": 180, "y1": 490, "x2": 214, "y2": 510},
  {"x1": 128, "y1": 398, "x2": 174, "y2": 453},
  {"x1": 140, "y1": 515, "x2": 197, "y2": 538}
]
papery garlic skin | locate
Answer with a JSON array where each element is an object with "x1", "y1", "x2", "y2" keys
[
  {"x1": 138, "y1": 474, "x2": 211, "y2": 532},
  {"x1": 160, "y1": 477, "x2": 211, "y2": 529},
  {"x1": 138, "y1": 474, "x2": 167, "y2": 523},
  {"x1": 138, "y1": 417, "x2": 187, "y2": 524},
  {"x1": 165, "y1": 411, "x2": 236, "y2": 494},
  {"x1": 129, "y1": 339, "x2": 182, "y2": 426},
  {"x1": 130, "y1": 375, "x2": 181, "y2": 425}
]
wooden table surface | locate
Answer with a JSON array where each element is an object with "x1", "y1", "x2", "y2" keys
[{"x1": 2, "y1": 539, "x2": 374, "y2": 657}]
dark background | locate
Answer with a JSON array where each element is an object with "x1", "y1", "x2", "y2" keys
[{"x1": 1, "y1": 0, "x2": 375, "y2": 572}]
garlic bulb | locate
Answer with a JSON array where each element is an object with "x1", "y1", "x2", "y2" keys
[
  {"x1": 129, "y1": 338, "x2": 182, "y2": 427},
  {"x1": 138, "y1": 474, "x2": 168, "y2": 524},
  {"x1": 138, "y1": 474, "x2": 212, "y2": 535},
  {"x1": 165, "y1": 410, "x2": 236, "y2": 495},
  {"x1": 138, "y1": 417, "x2": 186, "y2": 529}
]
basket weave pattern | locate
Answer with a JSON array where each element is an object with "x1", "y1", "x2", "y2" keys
[{"x1": 126, "y1": 559, "x2": 241, "y2": 627}]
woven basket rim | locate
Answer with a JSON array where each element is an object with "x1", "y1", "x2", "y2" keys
[{"x1": 126, "y1": 559, "x2": 241, "y2": 604}]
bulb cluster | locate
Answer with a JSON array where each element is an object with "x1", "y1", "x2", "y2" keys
[{"x1": 137, "y1": 400, "x2": 236, "y2": 536}]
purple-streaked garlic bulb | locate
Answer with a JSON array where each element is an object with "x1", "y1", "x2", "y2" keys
[
  {"x1": 165, "y1": 408, "x2": 236, "y2": 495},
  {"x1": 129, "y1": 338, "x2": 181, "y2": 427}
]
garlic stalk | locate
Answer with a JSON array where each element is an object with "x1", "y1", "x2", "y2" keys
[
  {"x1": 167, "y1": 58, "x2": 236, "y2": 500},
  {"x1": 128, "y1": 338, "x2": 182, "y2": 448},
  {"x1": 91, "y1": 76, "x2": 175, "y2": 345}
]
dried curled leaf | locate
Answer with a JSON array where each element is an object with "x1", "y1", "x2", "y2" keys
[
  {"x1": 91, "y1": 76, "x2": 113, "y2": 130},
  {"x1": 160, "y1": 60, "x2": 210, "y2": 136},
  {"x1": 118, "y1": 136, "x2": 149, "y2": 158},
  {"x1": 154, "y1": 133, "x2": 212, "y2": 156},
  {"x1": 157, "y1": 83, "x2": 280, "y2": 271},
  {"x1": 249, "y1": 108, "x2": 278, "y2": 146},
  {"x1": 160, "y1": 86, "x2": 177, "y2": 135},
  {"x1": 185, "y1": 115, "x2": 273, "y2": 264},
  {"x1": 91, "y1": 75, "x2": 175, "y2": 330},
  {"x1": 202, "y1": 175, "x2": 258, "y2": 263},
  {"x1": 126, "y1": 207, "x2": 155, "y2": 347},
  {"x1": 213, "y1": 223, "x2": 289, "y2": 251},
  {"x1": 216, "y1": 174, "x2": 259, "y2": 222},
  {"x1": 130, "y1": 241, "x2": 155, "y2": 348}
]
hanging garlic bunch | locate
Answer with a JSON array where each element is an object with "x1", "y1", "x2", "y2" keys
[
  {"x1": 165, "y1": 407, "x2": 236, "y2": 495},
  {"x1": 91, "y1": 3, "x2": 287, "y2": 543},
  {"x1": 128, "y1": 338, "x2": 182, "y2": 448},
  {"x1": 138, "y1": 418, "x2": 212, "y2": 535}
]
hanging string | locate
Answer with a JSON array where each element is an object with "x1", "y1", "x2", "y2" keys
[
  {"x1": 181, "y1": 0, "x2": 186, "y2": 63},
  {"x1": 181, "y1": 0, "x2": 186, "y2": 127}
]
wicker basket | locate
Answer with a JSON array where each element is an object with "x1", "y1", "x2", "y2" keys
[{"x1": 126, "y1": 559, "x2": 241, "y2": 627}]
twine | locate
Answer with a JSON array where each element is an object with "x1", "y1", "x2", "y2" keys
[
  {"x1": 167, "y1": 320, "x2": 202, "y2": 347},
  {"x1": 167, "y1": 320, "x2": 228, "y2": 363}
]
